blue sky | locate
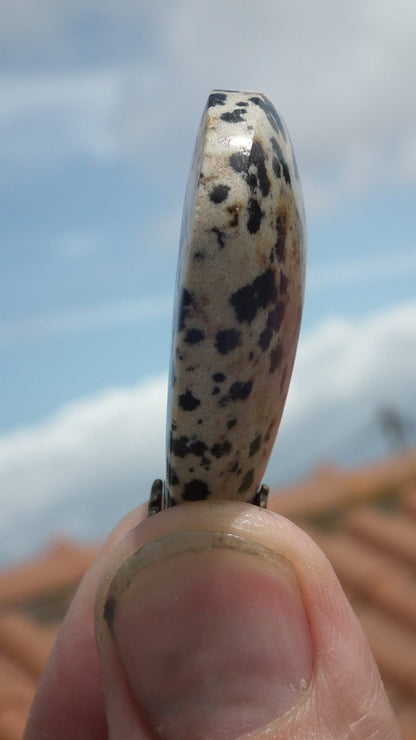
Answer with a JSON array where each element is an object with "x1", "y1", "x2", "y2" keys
[{"x1": 1, "y1": 0, "x2": 416, "y2": 563}]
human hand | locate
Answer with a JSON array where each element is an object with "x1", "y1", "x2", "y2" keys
[{"x1": 24, "y1": 500, "x2": 400, "y2": 739}]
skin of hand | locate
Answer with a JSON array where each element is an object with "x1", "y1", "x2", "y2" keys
[{"x1": 23, "y1": 499, "x2": 400, "y2": 740}]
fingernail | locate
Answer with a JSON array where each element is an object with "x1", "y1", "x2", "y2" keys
[{"x1": 104, "y1": 531, "x2": 312, "y2": 739}]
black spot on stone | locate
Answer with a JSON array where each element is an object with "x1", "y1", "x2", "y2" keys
[
  {"x1": 230, "y1": 269, "x2": 277, "y2": 324},
  {"x1": 250, "y1": 140, "x2": 270, "y2": 197},
  {"x1": 236, "y1": 101, "x2": 248, "y2": 107},
  {"x1": 230, "y1": 140, "x2": 270, "y2": 200},
  {"x1": 212, "y1": 226, "x2": 226, "y2": 248},
  {"x1": 168, "y1": 464, "x2": 179, "y2": 486},
  {"x1": 280, "y1": 272, "x2": 288, "y2": 294},
  {"x1": 189, "y1": 440, "x2": 208, "y2": 457},
  {"x1": 249, "y1": 434, "x2": 262, "y2": 457},
  {"x1": 250, "y1": 97, "x2": 287, "y2": 141},
  {"x1": 239, "y1": 468, "x2": 255, "y2": 494},
  {"x1": 247, "y1": 198, "x2": 263, "y2": 234},
  {"x1": 185, "y1": 365, "x2": 195, "y2": 372},
  {"x1": 227, "y1": 204, "x2": 240, "y2": 227},
  {"x1": 259, "y1": 303, "x2": 285, "y2": 351},
  {"x1": 183, "y1": 479, "x2": 211, "y2": 501},
  {"x1": 215, "y1": 328, "x2": 241, "y2": 354},
  {"x1": 259, "y1": 326, "x2": 272, "y2": 352},
  {"x1": 270, "y1": 345, "x2": 283, "y2": 373},
  {"x1": 103, "y1": 597, "x2": 116, "y2": 631},
  {"x1": 229, "y1": 380, "x2": 253, "y2": 401},
  {"x1": 273, "y1": 157, "x2": 291, "y2": 185},
  {"x1": 171, "y1": 435, "x2": 208, "y2": 457},
  {"x1": 210, "y1": 184, "x2": 230, "y2": 204},
  {"x1": 211, "y1": 441, "x2": 232, "y2": 458},
  {"x1": 274, "y1": 215, "x2": 287, "y2": 262},
  {"x1": 271, "y1": 138, "x2": 291, "y2": 186},
  {"x1": 271, "y1": 136, "x2": 285, "y2": 162},
  {"x1": 212, "y1": 386, "x2": 220, "y2": 395},
  {"x1": 270, "y1": 302, "x2": 285, "y2": 330},
  {"x1": 273, "y1": 158, "x2": 291, "y2": 185},
  {"x1": 213, "y1": 372, "x2": 226, "y2": 383},
  {"x1": 184, "y1": 328, "x2": 205, "y2": 345},
  {"x1": 208, "y1": 92, "x2": 227, "y2": 107},
  {"x1": 178, "y1": 288, "x2": 196, "y2": 331},
  {"x1": 198, "y1": 418, "x2": 203, "y2": 425},
  {"x1": 227, "y1": 418, "x2": 237, "y2": 429},
  {"x1": 221, "y1": 109, "x2": 245, "y2": 123},
  {"x1": 201, "y1": 456, "x2": 211, "y2": 470},
  {"x1": 171, "y1": 420, "x2": 177, "y2": 431},
  {"x1": 231, "y1": 460, "x2": 239, "y2": 472},
  {"x1": 194, "y1": 250, "x2": 206, "y2": 261},
  {"x1": 272, "y1": 157, "x2": 280, "y2": 179},
  {"x1": 282, "y1": 161, "x2": 291, "y2": 185},
  {"x1": 229, "y1": 151, "x2": 250, "y2": 173},
  {"x1": 179, "y1": 390, "x2": 200, "y2": 411},
  {"x1": 171, "y1": 435, "x2": 190, "y2": 457}
]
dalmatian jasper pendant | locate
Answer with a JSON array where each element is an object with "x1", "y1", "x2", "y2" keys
[{"x1": 148, "y1": 90, "x2": 306, "y2": 516}]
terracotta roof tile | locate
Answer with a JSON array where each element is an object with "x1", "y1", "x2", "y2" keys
[
  {"x1": 0, "y1": 654, "x2": 36, "y2": 712},
  {"x1": 272, "y1": 447, "x2": 416, "y2": 520},
  {"x1": 0, "y1": 708, "x2": 28, "y2": 740},
  {"x1": 346, "y1": 508, "x2": 416, "y2": 566},
  {"x1": 402, "y1": 487, "x2": 416, "y2": 518},
  {"x1": 311, "y1": 531, "x2": 416, "y2": 632},
  {"x1": 395, "y1": 705, "x2": 416, "y2": 740},
  {"x1": 0, "y1": 448, "x2": 416, "y2": 738},
  {"x1": 0, "y1": 654, "x2": 36, "y2": 740},
  {"x1": 0, "y1": 613, "x2": 57, "y2": 680},
  {"x1": 0, "y1": 539, "x2": 99, "y2": 609}
]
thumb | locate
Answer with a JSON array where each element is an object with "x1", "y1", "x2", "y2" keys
[{"x1": 95, "y1": 501, "x2": 400, "y2": 739}]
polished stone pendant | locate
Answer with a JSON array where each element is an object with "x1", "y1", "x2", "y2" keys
[{"x1": 148, "y1": 90, "x2": 306, "y2": 515}]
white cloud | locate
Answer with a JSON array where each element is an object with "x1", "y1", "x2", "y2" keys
[
  {"x1": 270, "y1": 300, "x2": 416, "y2": 480},
  {"x1": 0, "y1": 300, "x2": 415, "y2": 564},
  {"x1": 1, "y1": 0, "x2": 415, "y2": 209},
  {"x1": 0, "y1": 375, "x2": 167, "y2": 563}
]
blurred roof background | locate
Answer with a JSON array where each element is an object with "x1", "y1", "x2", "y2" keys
[{"x1": 1, "y1": 448, "x2": 416, "y2": 739}]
